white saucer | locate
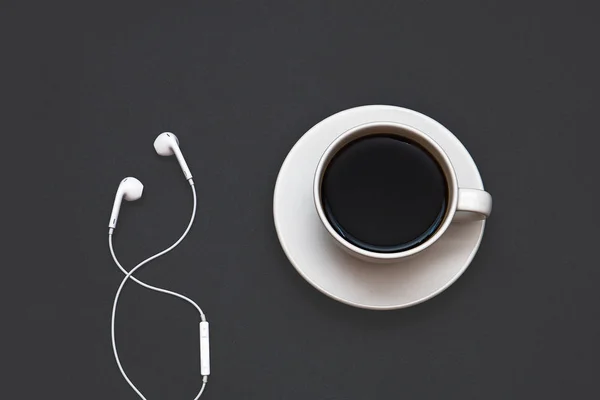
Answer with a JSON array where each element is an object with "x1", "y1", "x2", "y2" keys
[{"x1": 273, "y1": 105, "x2": 487, "y2": 310}]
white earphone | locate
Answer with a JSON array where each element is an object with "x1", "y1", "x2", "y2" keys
[
  {"x1": 154, "y1": 132, "x2": 193, "y2": 179},
  {"x1": 108, "y1": 177, "x2": 144, "y2": 229},
  {"x1": 108, "y1": 133, "x2": 210, "y2": 400}
]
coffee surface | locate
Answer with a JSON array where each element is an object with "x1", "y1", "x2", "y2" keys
[{"x1": 321, "y1": 135, "x2": 448, "y2": 252}]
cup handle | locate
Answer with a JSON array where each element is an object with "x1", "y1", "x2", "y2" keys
[{"x1": 454, "y1": 188, "x2": 492, "y2": 222}]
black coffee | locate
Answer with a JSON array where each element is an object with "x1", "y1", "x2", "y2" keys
[{"x1": 321, "y1": 135, "x2": 448, "y2": 253}]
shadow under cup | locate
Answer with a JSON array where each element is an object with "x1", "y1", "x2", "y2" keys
[{"x1": 318, "y1": 128, "x2": 452, "y2": 254}]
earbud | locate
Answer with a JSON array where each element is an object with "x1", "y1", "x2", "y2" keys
[
  {"x1": 154, "y1": 132, "x2": 193, "y2": 180},
  {"x1": 108, "y1": 177, "x2": 144, "y2": 229}
]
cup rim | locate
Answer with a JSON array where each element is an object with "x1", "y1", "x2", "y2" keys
[{"x1": 313, "y1": 121, "x2": 459, "y2": 261}]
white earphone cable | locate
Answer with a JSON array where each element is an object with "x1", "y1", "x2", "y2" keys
[{"x1": 109, "y1": 181, "x2": 208, "y2": 400}]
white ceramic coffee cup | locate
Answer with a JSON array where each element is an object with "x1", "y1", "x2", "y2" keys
[{"x1": 313, "y1": 122, "x2": 492, "y2": 263}]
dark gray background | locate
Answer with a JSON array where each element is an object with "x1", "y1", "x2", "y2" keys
[{"x1": 3, "y1": 1, "x2": 599, "y2": 399}]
